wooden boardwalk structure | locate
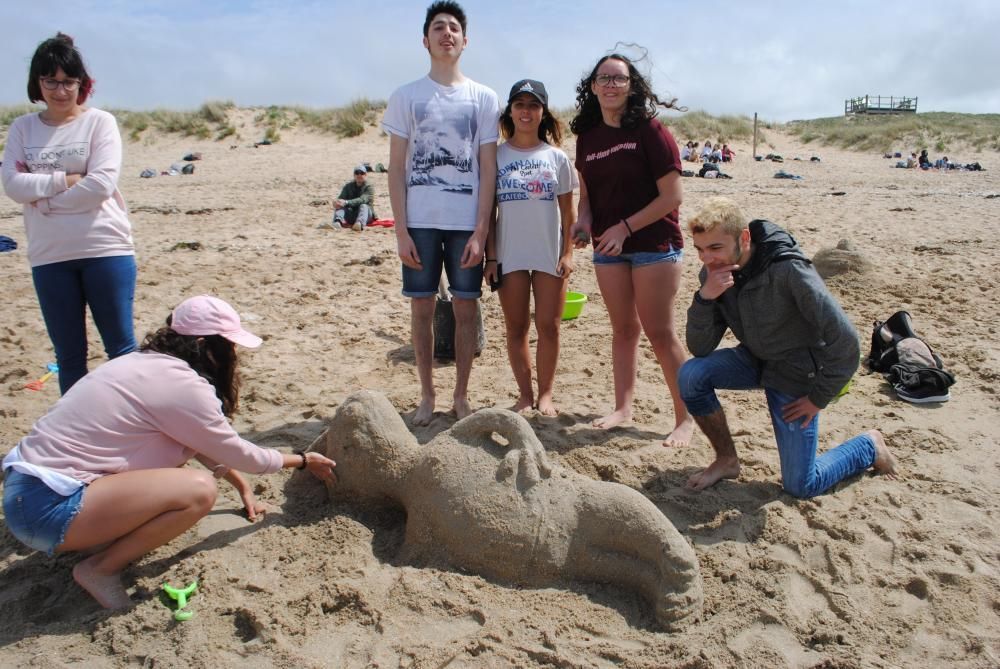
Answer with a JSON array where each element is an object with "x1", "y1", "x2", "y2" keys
[{"x1": 845, "y1": 95, "x2": 917, "y2": 116}]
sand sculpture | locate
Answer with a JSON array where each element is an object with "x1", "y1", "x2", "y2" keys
[
  {"x1": 813, "y1": 239, "x2": 873, "y2": 278},
  {"x1": 311, "y1": 391, "x2": 703, "y2": 630}
]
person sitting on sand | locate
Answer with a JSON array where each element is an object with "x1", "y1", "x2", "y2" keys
[
  {"x1": 700, "y1": 140, "x2": 713, "y2": 162},
  {"x1": 680, "y1": 142, "x2": 693, "y2": 161},
  {"x1": 710, "y1": 143, "x2": 723, "y2": 163},
  {"x1": 721, "y1": 144, "x2": 735, "y2": 162},
  {"x1": 485, "y1": 78, "x2": 577, "y2": 415},
  {"x1": 333, "y1": 165, "x2": 376, "y2": 231},
  {"x1": 679, "y1": 197, "x2": 898, "y2": 496},
  {"x1": 1, "y1": 295, "x2": 337, "y2": 609},
  {"x1": 918, "y1": 149, "x2": 931, "y2": 170},
  {"x1": 906, "y1": 152, "x2": 919, "y2": 168}
]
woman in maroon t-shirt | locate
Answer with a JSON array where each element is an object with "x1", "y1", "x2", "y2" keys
[{"x1": 569, "y1": 53, "x2": 694, "y2": 447}]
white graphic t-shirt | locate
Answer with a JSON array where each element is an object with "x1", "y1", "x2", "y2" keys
[
  {"x1": 382, "y1": 76, "x2": 500, "y2": 231},
  {"x1": 495, "y1": 141, "x2": 577, "y2": 276}
]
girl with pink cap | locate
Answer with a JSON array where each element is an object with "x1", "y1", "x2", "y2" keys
[{"x1": 2, "y1": 295, "x2": 337, "y2": 610}]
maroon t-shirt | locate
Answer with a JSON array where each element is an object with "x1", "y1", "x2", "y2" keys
[{"x1": 575, "y1": 118, "x2": 683, "y2": 253}]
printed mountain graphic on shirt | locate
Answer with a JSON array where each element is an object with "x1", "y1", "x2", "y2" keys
[{"x1": 409, "y1": 101, "x2": 477, "y2": 195}]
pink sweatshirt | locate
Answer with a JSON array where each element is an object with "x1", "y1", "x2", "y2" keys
[
  {"x1": 14, "y1": 352, "x2": 283, "y2": 483},
  {"x1": 0, "y1": 108, "x2": 133, "y2": 267}
]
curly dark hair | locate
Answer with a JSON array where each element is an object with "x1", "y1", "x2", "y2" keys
[
  {"x1": 499, "y1": 96, "x2": 563, "y2": 145},
  {"x1": 423, "y1": 1, "x2": 467, "y2": 36},
  {"x1": 139, "y1": 317, "x2": 241, "y2": 417},
  {"x1": 569, "y1": 53, "x2": 681, "y2": 135},
  {"x1": 27, "y1": 32, "x2": 94, "y2": 105}
]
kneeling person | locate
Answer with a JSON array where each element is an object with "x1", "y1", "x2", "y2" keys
[{"x1": 680, "y1": 198, "x2": 897, "y2": 497}]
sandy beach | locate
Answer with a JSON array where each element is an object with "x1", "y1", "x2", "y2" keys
[{"x1": 1, "y1": 110, "x2": 998, "y2": 668}]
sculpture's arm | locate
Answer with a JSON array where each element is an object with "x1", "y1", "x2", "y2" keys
[{"x1": 450, "y1": 409, "x2": 552, "y2": 486}]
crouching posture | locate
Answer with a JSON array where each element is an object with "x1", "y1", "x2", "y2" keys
[
  {"x1": 680, "y1": 198, "x2": 898, "y2": 497},
  {"x1": 312, "y1": 390, "x2": 703, "y2": 630}
]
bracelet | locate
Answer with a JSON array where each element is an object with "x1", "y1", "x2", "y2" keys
[
  {"x1": 485, "y1": 259, "x2": 497, "y2": 263},
  {"x1": 294, "y1": 450, "x2": 307, "y2": 470},
  {"x1": 621, "y1": 219, "x2": 634, "y2": 237}
]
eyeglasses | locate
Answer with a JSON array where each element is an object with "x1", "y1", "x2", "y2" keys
[
  {"x1": 40, "y1": 78, "x2": 81, "y2": 92},
  {"x1": 594, "y1": 74, "x2": 630, "y2": 88}
]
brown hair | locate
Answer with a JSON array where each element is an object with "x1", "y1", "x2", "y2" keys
[
  {"x1": 499, "y1": 96, "x2": 563, "y2": 145},
  {"x1": 27, "y1": 33, "x2": 94, "y2": 105},
  {"x1": 140, "y1": 319, "x2": 242, "y2": 417}
]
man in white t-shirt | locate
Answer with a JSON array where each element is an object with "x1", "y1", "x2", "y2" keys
[{"x1": 382, "y1": 1, "x2": 500, "y2": 425}]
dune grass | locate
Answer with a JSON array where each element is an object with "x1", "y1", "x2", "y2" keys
[
  {"x1": 663, "y1": 110, "x2": 771, "y2": 147},
  {"x1": 112, "y1": 100, "x2": 238, "y2": 141},
  {"x1": 786, "y1": 112, "x2": 1000, "y2": 153}
]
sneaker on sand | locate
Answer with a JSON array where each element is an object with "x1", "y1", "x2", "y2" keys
[
  {"x1": 352, "y1": 222, "x2": 363, "y2": 231},
  {"x1": 894, "y1": 384, "x2": 950, "y2": 403}
]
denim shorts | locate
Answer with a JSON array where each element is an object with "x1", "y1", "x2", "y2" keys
[
  {"x1": 2, "y1": 469, "x2": 85, "y2": 555},
  {"x1": 402, "y1": 228, "x2": 483, "y2": 299},
  {"x1": 593, "y1": 246, "x2": 683, "y2": 267}
]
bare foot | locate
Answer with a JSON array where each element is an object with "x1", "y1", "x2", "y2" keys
[
  {"x1": 453, "y1": 397, "x2": 474, "y2": 420},
  {"x1": 73, "y1": 557, "x2": 132, "y2": 610},
  {"x1": 512, "y1": 394, "x2": 534, "y2": 413},
  {"x1": 413, "y1": 396, "x2": 435, "y2": 426},
  {"x1": 663, "y1": 415, "x2": 696, "y2": 447},
  {"x1": 868, "y1": 429, "x2": 899, "y2": 479},
  {"x1": 685, "y1": 456, "x2": 740, "y2": 491},
  {"x1": 593, "y1": 408, "x2": 631, "y2": 429},
  {"x1": 536, "y1": 394, "x2": 558, "y2": 417}
]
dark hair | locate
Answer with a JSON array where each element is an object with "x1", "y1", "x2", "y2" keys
[
  {"x1": 499, "y1": 95, "x2": 563, "y2": 145},
  {"x1": 27, "y1": 32, "x2": 94, "y2": 105},
  {"x1": 423, "y1": 1, "x2": 467, "y2": 36},
  {"x1": 140, "y1": 318, "x2": 241, "y2": 418},
  {"x1": 569, "y1": 52, "x2": 681, "y2": 135}
]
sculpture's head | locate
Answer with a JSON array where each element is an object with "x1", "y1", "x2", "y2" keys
[{"x1": 316, "y1": 391, "x2": 417, "y2": 499}]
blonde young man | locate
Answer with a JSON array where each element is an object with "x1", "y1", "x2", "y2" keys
[{"x1": 680, "y1": 197, "x2": 898, "y2": 497}]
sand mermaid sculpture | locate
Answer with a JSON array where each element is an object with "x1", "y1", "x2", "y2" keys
[{"x1": 311, "y1": 391, "x2": 703, "y2": 630}]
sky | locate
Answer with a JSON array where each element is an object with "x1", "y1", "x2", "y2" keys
[{"x1": 3, "y1": 0, "x2": 999, "y2": 122}]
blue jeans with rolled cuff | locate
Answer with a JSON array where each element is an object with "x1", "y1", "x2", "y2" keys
[{"x1": 678, "y1": 345, "x2": 875, "y2": 498}]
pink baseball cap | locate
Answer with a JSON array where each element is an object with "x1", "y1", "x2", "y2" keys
[{"x1": 170, "y1": 295, "x2": 262, "y2": 348}]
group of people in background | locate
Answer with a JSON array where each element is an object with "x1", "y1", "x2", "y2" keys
[
  {"x1": 681, "y1": 140, "x2": 735, "y2": 164},
  {"x1": 2, "y1": 0, "x2": 898, "y2": 613}
]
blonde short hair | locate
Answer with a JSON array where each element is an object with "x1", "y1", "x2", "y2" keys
[{"x1": 687, "y1": 197, "x2": 748, "y2": 238}]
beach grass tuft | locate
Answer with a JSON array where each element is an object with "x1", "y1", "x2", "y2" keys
[{"x1": 786, "y1": 112, "x2": 1000, "y2": 153}]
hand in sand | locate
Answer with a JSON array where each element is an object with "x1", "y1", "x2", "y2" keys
[{"x1": 685, "y1": 455, "x2": 741, "y2": 491}]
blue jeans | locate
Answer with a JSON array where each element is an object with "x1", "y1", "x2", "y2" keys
[
  {"x1": 678, "y1": 346, "x2": 875, "y2": 498},
  {"x1": 334, "y1": 204, "x2": 372, "y2": 228},
  {"x1": 401, "y1": 228, "x2": 483, "y2": 299},
  {"x1": 2, "y1": 469, "x2": 85, "y2": 555},
  {"x1": 32, "y1": 255, "x2": 137, "y2": 394}
]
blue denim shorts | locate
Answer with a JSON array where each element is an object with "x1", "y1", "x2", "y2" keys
[
  {"x1": 2, "y1": 469, "x2": 85, "y2": 555},
  {"x1": 402, "y1": 227, "x2": 483, "y2": 299},
  {"x1": 593, "y1": 246, "x2": 683, "y2": 267}
]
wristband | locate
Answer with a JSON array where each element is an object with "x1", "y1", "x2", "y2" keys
[
  {"x1": 485, "y1": 259, "x2": 497, "y2": 263},
  {"x1": 294, "y1": 450, "x2": 307, "y2": 470},
  {"x1": 621, "y1": 219, "x2": 633, "y2": 237}
]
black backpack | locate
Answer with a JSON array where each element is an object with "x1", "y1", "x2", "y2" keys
[{"x1": 866, "y1": 311, "x2": 955, "y2": 402}]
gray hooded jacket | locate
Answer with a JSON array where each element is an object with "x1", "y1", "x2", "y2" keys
[{"x1": 686, "y1": 220, "x2": 859, "y2": 408}]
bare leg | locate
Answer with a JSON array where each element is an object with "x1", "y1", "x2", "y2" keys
[
  {"x1": 452, "y1": 297, "x2": 479, "y2": 419},
  {"x1": 686, "y1": 408, "x2": 741, "y2": 490},
  {"x1": 632, "y1": 261, "x2": 695, "y2": 447},
  {"x1": 868, "y1": 429, "x2": 900, "y2": 478},
  {"x1": 532, "y1": 271, "x2": 567, "y2": 416},
  {"x1": 58, "y1": 468, "x2": 218, "y2": 609},
  {"x1": 593, "y1": 263, "x2": 639, "y2": 428},
  {"x1": 411, "y1": 296, "x2": 436, "y2": 426},
  {"x1": 498, "y1": 271, "x2": 534, "y2": 412}
]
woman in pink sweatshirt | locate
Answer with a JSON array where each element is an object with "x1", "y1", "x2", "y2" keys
[
  {"x1": 1, "y1": 33, "x2": 136, "y2": 394},
  {"x1": 2, "y1": 296, "x2": 337, "y2": 610}
]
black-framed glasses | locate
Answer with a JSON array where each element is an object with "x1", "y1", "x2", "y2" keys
[
  {"x1": 40, "y1": 78, "x2": 81, "y2": 92},
  {"x1": 594, "y1": 74, "x2": 630, "y2": 88}
]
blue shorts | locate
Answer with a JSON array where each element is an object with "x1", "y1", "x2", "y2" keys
[
  {"x1": 402, "y1": 228, "x2": 483, "y2": 299},
  {"x1": 593, "y1": 246, "x2": 683, "y2": 267},
  {"x1": 2, "y1": 469, "x2": 85, "y2": 555}
]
